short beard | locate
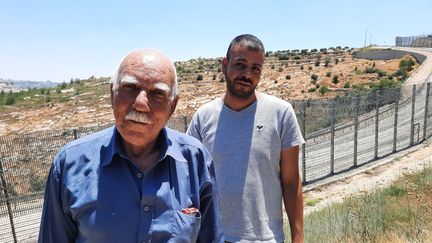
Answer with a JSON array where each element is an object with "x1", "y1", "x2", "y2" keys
[{"x1": 226, "y1": 77, "x2": 256, "y2": 99}]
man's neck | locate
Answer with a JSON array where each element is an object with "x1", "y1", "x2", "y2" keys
[
  {"x1": 223, "y1": 91, "x2": 259, "y2": 111},
  {"x1": 123, "y1": 138, "x2": 160, "y2": 173}
]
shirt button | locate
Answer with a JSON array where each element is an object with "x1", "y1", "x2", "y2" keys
[
  {"x1": 143, "y1": 206, "x2": 150, "y2": 212},
  {"x1": 136, "y1": 172, "x2": 142, "y2": 178}
]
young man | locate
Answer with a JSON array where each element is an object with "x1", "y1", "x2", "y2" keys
[
  {"x1": 187, "y1": 34, "x2": 305, "y2": 242},
  {"x1": 39, "y1": 49, "x2": 223, "y2": 243}
]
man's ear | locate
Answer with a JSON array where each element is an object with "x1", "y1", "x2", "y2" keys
[
  {"x1": 222, "y1": 57, "x2": 228, "y2": 76},
  {"x1": 169, "y1": 95, "x2": 179, "y2": 117}
]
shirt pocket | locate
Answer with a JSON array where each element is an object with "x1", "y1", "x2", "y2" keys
[{"x1": 171, "y1": 209, "x2": 202, "y2": 243}]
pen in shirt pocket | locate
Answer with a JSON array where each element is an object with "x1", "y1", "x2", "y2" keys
[{"x1": 181, "y1": 207, "x2": 201, "y2": 217}]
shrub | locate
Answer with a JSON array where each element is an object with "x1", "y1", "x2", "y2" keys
[
  {"x1": 300, "y1": 65, "x2": 304, "y2": 70},
  {"x1": 326, "y1": 72, "x2": 331, "y2": 77},
  {"x1": 376, "y1": 70, "x2": 386, "y2": 78},
  {"x1": 308, "y1": 66, "x2": 313, "y2": 71},
  {"x1": 311, "y1": 74, "x2": 318, "y2": 81},
  {"x1": 271, "y1": 65, "x2": 275, "y2": 69},
  {"x1": 285, "y1": 75, "x2": 291, "y2": 80},
  {"x1": 344, "y1": 83, "x2": 351, "y2": 88},
  {"x1": 278, "y1": 55, "x2": 289, "y2": 60},
  {"x1": 278, "y1": 67, "x2": 283, "y2": 72},
  {"x1": 370, "y1": 78, "x2": 401, "y2": 91},
  {"x1": 29, "y1": 174, "x2": 46, "y2": 192},
  {"x1": 399, "y1": 58, "x2": 415, "y2": 71},
  {"x1": 315, "y1": 61, "x2": 320, "y2": 67},
  {"x1": 332, "y1": 75, "x2": 339, "y2": 84},
  {"x1": 324, "y1": 57, "x2": 331, "y2": 67},
  {"x1": 196, "y1": 74, "x2": 203, "y2": 81},
  {"x1": 5, "y1": 96, "x2": 16, "y2": 105},
  {"x1": 319, "y1": 86, "x2": 329, "y2": 95},
  {"x1": 319, "y1": 48, "x2": 327, "y2": 53},
  {"x1": 308, "y1": 88, "x2": 316, "y2": 92}
]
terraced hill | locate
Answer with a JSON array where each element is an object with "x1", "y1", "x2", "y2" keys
[{"x1": 0, "y1": 47, "x2": 419, "y2": 136}]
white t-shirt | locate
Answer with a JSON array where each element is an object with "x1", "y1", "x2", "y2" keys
[{"x1": 187, "y1": 93, "x2": 305, "y2": 243}]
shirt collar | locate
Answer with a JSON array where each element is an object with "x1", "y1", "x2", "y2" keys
[{"x1": 101, "y1": 126, "x2": 187, "y2": 167}]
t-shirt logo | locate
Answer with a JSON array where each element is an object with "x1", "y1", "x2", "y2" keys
[{"x1": 256, "y1": 125, "x2": 263, "y2": 130}]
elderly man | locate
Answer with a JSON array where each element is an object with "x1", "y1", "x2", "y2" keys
[
  {"x1": 187, "y1": 34, "x2": 305, "y2": 242},
  {"x1": 38, "y1": 49, "x2": 223, "y2": 243}
]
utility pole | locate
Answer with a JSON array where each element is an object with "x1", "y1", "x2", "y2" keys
[{"x1": 364, "y1": 28, "x2": 368, "y2": 47}]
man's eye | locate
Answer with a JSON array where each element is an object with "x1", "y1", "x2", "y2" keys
[
  {"x1": 252, "y1": 66, "x2": 262, "y2": 72},
  {"x1": 122, "y1": 84, "x2": 137, "y2": 90},
  {"x1": 150, "y1": 90, "x2": 168, "y2": 98},
  {"x1": 234, "y1": 63, "x2": 246, "y2": 69}
]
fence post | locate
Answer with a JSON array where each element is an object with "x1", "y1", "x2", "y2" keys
[
  {"x1": 410, "y1": 85, "x2": 417, "y2": 146},
  {"x1": 374, "y1": 91, "x2": 380, "y2": 160},
  {"x1": 393, "y1": 91, "x2": 400, "y2": 153},
  {"x1": 0, "y1": 157, "x2": 18, "y2": 243},
  {"x1": 73, "y1": 129, "x2": 78, "y2": 139},
  {"x1": 423, "y1": 83, "x2": 430, "y2": 141},
  {"x1": 330, "y1": 100, "x2": 336, "y2": 175},
  {"x1": 353, "y1": 96, "x2": 359, "y2": 167},
  {"x1": 300, "y1": 101, "x2": 306, "y2": 183},
  {"x1": 183, "y1": 115, "x2": 188, "y2": 133}
]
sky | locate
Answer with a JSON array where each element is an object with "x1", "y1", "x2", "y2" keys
[{"x1": 1, "y1": 0, "x2": 431, "y2": 82}]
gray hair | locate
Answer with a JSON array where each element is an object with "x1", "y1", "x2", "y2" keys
[
  {"x1": 226, "y1": 34, "x2": 265, "y2": 60},
  {"x1": 110, "y1": 53, "x2": 178, "y2": 100}
]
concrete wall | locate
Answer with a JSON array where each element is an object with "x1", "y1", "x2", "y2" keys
[{"x1": 354, "y1": 49, "x2": 426, "y2": 64}]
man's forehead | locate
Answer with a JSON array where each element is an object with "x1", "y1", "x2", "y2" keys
[{"x1": 119, "y1": 74, "x2": 171, "y2": 91}]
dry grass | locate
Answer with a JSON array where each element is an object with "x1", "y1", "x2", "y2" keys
[{"x1": 285, "y1": 166, "x2": 432, "y2": 242}]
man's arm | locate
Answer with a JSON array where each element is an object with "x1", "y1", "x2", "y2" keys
[
  {"x1": 38, "y1": 162, "x2": 76, "y2": 243},
  {"x1": 280, "y1": 145, "x2": 304, "y2": 243},
  {"x1": 197, "y1": 159, "x2": 223, "y2": 243}
]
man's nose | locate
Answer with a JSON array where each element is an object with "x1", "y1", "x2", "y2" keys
[
  {"x1": 133, "y1": 90, "x2": 150, "y2": 112},
  {"x1": 240, "y1": 67, "x2": 253, "y2": 76}
]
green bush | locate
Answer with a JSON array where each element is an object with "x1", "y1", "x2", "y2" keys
[
  {"x1": 5, "y1": 96, "x2": 16, "y2": 105},
  {"x1": 308, "y1": 87, "x2": 316, "y2": 92},
  {"x1": 370, "y1": 78, "x2": 401, "y2": 91},
  {"x1": 319, "y1": 85, "x2": 329, "y2": 95},
  {"x1": 399, "y1": 58, "x2": 415, "y2": 71},
  {"x1": 29, "y1": 174, "x2": 46, "y2": 192},
  {"x1": 196, "y1": 74, "x2": 203, "y2": 81},
  {"x1": 332, "y1": 75, "x2": 339, "y2": 84}
]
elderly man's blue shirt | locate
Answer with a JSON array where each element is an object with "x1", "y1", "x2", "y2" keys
[{"x1": 39, "y1": 126, "x2": 222, "y2": 243}]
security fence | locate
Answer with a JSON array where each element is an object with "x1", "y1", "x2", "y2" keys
[
  {"x1": 396, "y1": 34, "x2": 432, "y2": 48},
  {"x1": 1, "y1": 82, "x2": 432, "y2": 242}
]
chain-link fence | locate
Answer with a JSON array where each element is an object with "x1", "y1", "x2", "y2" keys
[
  {"x1": 396, "y1": 34, "x2": 432, "y2": 47},
  {"x1": 1, "y1": 83, "x2": 432, "y2": 242}
]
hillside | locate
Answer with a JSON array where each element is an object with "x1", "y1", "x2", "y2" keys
[{"x1": 0, "y1": 48, "x2": 419, "y2": 136}]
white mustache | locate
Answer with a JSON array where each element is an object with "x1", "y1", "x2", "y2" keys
[{"x1": 125, "y1": 110, "x2": 152, "y2": 124}]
